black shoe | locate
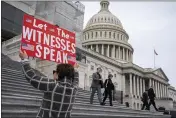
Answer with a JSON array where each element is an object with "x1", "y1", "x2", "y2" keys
[{"x1": 101, "y1": 102, "x2": 106, "y2": 105}]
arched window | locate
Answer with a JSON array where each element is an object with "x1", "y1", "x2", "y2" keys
[
  {"x1": 98, "y1": 18, "x2": 99, "y2": 22},
  {"x1": 91, "y1": 32, "x2": 93, "y2": 38},
  {"x1": 85, "y1": 35, "x2": 86, "y2": 40},
  {"x1": 88, "y1": 33, "x2": 89, "y2": 39},
  {"x1": 105, "y1": 17, "x2": 106, "y2": 22},
  {"x1": 100, "y1": 31, "x2": 102, "y2": 37},
  {"x1": 111, "y1": 18, "x2": 113, "y2": 22},
  {"x1": 105, "y1": 32, "x2": 107, "y2": 37},
  {"x1": 108, "y1": 18, "x2": 110, "y2": 22},
  {"x1": 95, "y1": 32, "x2": 98, "y2": 38},
  {"x1": 95, "y1": 19, "x2": 96, "y2": 22},
  {"x1": 121, "y1": 35, "x2": 123, "y2": 40},
  {"x1": 109, "y1": 32, "x2": 111, "y2": 38},
  {"x1": 101, "y1": 18, "x2": 103, "y2": 21}
]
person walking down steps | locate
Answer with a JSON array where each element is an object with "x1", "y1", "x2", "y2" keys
[
  {"x1": 101, "y1": 74, "x2": 115, "y2": 106},
  {"x1": 148, "y1": 86, "x2": 158, "y2": 111},
  {"x1": 141, "y1": 90, "x2": 149, "y2": 110},
  {"x1": 90, "y1": 67, "x2": 103, "y2": 105}
]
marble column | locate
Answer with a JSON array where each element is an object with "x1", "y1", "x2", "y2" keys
[
  {"x1": 166, "y1": 85, "x2": 168, "y2": 98},
  {"x1": 118, "y1": 46, "x2": 121, "y2": 59},
  {"x1": 107, "y1": 45, "x2": 109, "y2": 57},
  {"x1": 137, "y1": 76, "x2": 139, "y2": 96},
  {"x1": 140, "y1": 77, "x2": 143, "y2": 96},
  {"x1": 149, "y1": 78, "x2": 152, "y2": 88},
  {"x1": 143, "y1": 78, "x2": 145, "y2": 93},
  {"x1": 122, "y1": 74, "x2": 126, "y2": 96},
  {"x1": 130, "y1": 73, "x2": 133, "y2": 95},
  {"x1": 123, "y1": 48, "x2": 125, "y2": 60},
  {"x1": 160, "y1": 84, "x2": 163, "y2": 98},
  {"x1": 163, "y1": 84, "x2": 165, "y2": 98},
  {"x1": 101, "y1": 44, "x2": 104, "y2": 55},
  {"x1": 126, "y1": 49, "x2": 129, "y2": 61},
  {"x1": 91, "y1": 45, "x2": 93, "y2": 50},
  {"x1": 152, "y1": 79, "x2": 155, "y2": 93},
  {"x1": 157, "y1": 82, "x2": 160, "y2": 98},
  {"x1": 164, "y1": 85, "x2": 166, "y2": 98},
  {"x1": 165, "y1": 85, "x2": 167, "y2": 98},
  {"x1": 155, "y1": 81, "x2": 158, "y2": 98},
  {"x1": 162, "y1": 84, "x2": 164, "y2": 98},
  {"x1": 166, "y1": 86, "x2": 169, "y2": 98},
  {"x1": 133, "y1": 75, "x2": 136, "y2": 96},
  {"x1": 116, "y1": 46, "x2": 118, "y2": 59},
  {"x1": 112, "y1": 45, "x2": 115, "y2": 58},
  {"x1": 159, "y1": 82, "x2": 161, "y2": 98},
  {"x1": 160, "y1": 83, "x2": 162, "y2": 98},
  {"x1": 164, "y1": 84, "x2": 166, "y2": 97},
  {"x1": 96, "y1": 44, "x2": 99, "y2": 52}
]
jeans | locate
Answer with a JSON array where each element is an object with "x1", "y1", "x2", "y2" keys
[{"x1": 90, "y1": 87, "x2": 102, "y2": 104}]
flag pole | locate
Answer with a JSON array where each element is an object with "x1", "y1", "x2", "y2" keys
[{"x1": 154, "y1": 50, "x2": 155, "y2": 68}]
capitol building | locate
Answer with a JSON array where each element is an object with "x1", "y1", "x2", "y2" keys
[{"x1": 2, "y1": 1, "x2": 176, "y2": 110}]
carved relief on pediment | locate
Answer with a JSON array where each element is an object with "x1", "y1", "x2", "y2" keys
[{"x1": 154, "y1": 70, "x2": 165, "y2": 79}]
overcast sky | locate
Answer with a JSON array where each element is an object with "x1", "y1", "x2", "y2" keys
[{"x1": 82, "y1": 1, "x2": 176, "y2": 88}]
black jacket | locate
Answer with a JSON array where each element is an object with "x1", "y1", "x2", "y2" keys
[
  {"x1": 104, "y1": 79, "x2": 114, "y2": 90},
  {"x1": 21, "y1": 59, "x2": 79, "y2": 118},
  {"x1": 148, "y1": 88, "x2": 156, "y2": 99},
  {"x1": 142, "y1": 91, "x2": 148, "y2": 102}
]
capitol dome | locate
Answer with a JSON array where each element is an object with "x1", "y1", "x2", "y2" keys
[
  {"x1": 85, "y1": 2, "x2": 123, "y2": 29},
  {"x1": 82, "y1": 0, "x2": 134, "y2": 63}
]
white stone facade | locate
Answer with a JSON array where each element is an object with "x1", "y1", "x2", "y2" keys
[
  {"x1": 2, "y1": 1, "x2": 176, "y2": 110},
  {"x1": 169, "y1": 86, "x2": 176, "y2": 102}
]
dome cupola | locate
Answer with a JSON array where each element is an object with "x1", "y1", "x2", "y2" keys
[{"x1": 82, "y1": 0, "x2": 134, "y2": 63}]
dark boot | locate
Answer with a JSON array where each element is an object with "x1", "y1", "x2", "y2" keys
[{"x1": 101, "y1": 102, "x2": 106, "y2": 105}]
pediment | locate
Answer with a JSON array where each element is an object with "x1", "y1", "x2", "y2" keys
[{"x1": 153, "y1": 68, "x2": 168, "y2": 81}]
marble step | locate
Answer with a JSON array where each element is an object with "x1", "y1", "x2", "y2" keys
[
  {"x1": 2, "y1": 80, "x2": 118, "y2": 105},
  {"x1": 1, "y1": 82, "x2": 94, "y2": 97},
  {"x1": 1, "y1": 83, "x2": 109, "y2": 101},
  {"x1": 2, "y1": 95, "x2": 126, "y2": 111},
  {"x1": 2, "y1": 102, "x2": 126, "y2": 113},
  {"x1": 2, "y1": 101, "x2": 167, "y2": 117},
  {"x1": 2, "y1": 76, "x2": 94, "y2": 94},
  {"x1": 1, "y1": 80, "x2": 92, "y2": 95},
  {"x1": 1, "y1": 109, "x2": 170, "y2": 118},
  {"x1": 2, "y1": 89, "x2": 119, "y2": 107}
]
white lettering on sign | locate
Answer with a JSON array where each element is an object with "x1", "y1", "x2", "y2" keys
[
  {"x1": 36, "y1": 45, "x2": 42, "y2": 57},
  {"x1": 33, "y1": 19, "x2": 47, "y2": 31},
  {"x1": 23, "y1": 26, "x2": 33, "y2": 40},
  {"x1": 35, "y1": 45, "x2": 68, "y2": 63},
  {"x1": 23, "y1": 26, "x2": 75, "y2": 54}
]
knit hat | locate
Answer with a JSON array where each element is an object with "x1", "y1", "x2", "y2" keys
[{"x1": 108, "y1": 74, "x2": 113, "y2": 78}]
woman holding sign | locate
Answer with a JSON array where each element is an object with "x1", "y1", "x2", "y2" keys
[{"x1": 19, "y1": 50, "x2": 79, "y2": 118}]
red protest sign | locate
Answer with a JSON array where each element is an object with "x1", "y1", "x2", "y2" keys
[{"x1": 21, "y1": 14, "x2": 76, "y2": 66}]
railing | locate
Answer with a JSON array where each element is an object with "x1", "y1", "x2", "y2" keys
[{"x1": 2, "y1": 35, "x2": 21, "y2": 48}]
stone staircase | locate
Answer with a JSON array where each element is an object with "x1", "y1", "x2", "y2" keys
[{"x1": 1, "y1": 53, "x2": 171, "y2": 118}]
